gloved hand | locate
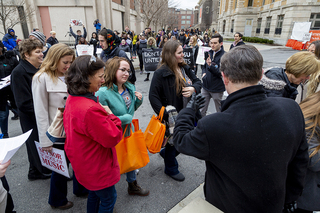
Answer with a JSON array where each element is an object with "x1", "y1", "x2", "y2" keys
[
  {"x1": 186, "y1": 93, "x2": 206, "y2": 112},
  {"x1": 283, "y1": 201, "x2": 297, "y2": 213}
]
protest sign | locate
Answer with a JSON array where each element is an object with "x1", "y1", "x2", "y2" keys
[
  {"x1": 142, "y1": 48, "x2": 162, "y2": 72},
  {"x1": 35, "y1": 142, "x2": 70, "y2": 178},
  {"x1": 70, "y1": 19, "x2": 83, "y2": 26},
  {"x1": 0, "y1": 75, "x2": 10, "y2": 90},
  {"x1": 125, "y1": 52, "x2": 131, "y2": 59},
  {"x1": 76, "y1": 45, "x2": 94, "y2": 56},
  {"x1": 183, "y1": 48, "x2": 194, "y2": 68},
  {"x1": 305, "y1": 30, "x2": 320, "y2": 49},
  {"x1": 0, "y1": 130, "x2": 32, "y2": 164},
  {"x1": 196, "y1": 46, "x2": 211, "y2": 65}
]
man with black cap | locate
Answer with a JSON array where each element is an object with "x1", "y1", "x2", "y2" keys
[{"x1": 2, "y1": 29, "x2": 17, "y2": 51}]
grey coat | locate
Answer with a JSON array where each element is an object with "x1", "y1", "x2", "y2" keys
[{"x1": 297, "y1": 126, "x2": 320, "y2": 211}]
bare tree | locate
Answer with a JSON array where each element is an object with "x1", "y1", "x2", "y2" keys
[
  {"x1": 0, "y1": 0, "x2": 34, "y2": 35},
  {"x1": 136, "y1": 0, "x2": 178, "y2": 28}
]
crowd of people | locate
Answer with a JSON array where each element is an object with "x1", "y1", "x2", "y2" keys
[{"x1": 0, "y1": 22, "x2": 320, "y2": 213}]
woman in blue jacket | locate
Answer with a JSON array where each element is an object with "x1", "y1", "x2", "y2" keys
[{"x1": 95, "y1": 56, "x2": 149, "y2": 196}]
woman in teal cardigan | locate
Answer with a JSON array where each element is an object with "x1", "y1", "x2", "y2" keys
[{"x1": 95, "y1": 56, "x2": 149, "y2": 197}]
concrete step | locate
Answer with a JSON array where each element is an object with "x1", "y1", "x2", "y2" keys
[{"x1": 168, "y1": 183, "x2": 223, "y2": 213}]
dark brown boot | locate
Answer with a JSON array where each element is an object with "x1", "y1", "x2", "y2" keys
[{"x1": 128, "y1": 180, "x2": 149, "y2": 196}]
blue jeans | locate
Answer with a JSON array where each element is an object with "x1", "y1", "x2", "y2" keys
[
  {"x1": 87, "y1": 185, "x2": 117, "y2": 213},
  {"x1": 0, "y1": 104, "x2": 9, "y2": 137},
  {"x1": 126, "y1": 170, "x2": 136, "y2": 183},
  {"x1": 160, "y1": 145, "x2": 180, "y2": 176}
]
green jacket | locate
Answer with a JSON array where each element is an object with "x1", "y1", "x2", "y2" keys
[{"x1": 95, "y1": 82, "x2": 143, "y2": 129}]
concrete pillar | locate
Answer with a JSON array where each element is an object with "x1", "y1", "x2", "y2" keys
[{"x1": 123, "y1": 0, "x2": 130, "y2": 28}]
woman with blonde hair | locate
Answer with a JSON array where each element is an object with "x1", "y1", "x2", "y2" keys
[
  {"x1": 260, "y1": 51, "x2": 320, "y2": 100},
  {"x1": 149, "y1": 40, "x2": 202, "y2": 182},
  {"x1": 187, "y1": 35, "x2": 199, "y2": 75},
  {"x1": 95, "y1": 56, "x2": 149, "y2": 196},
  {"x1": 32, "y1": 43, "x2": 88, "y2": 210},
  {"x1": 306, "y1": 40, "x2": 320, "y2": 97},
  {"x1": 297, "y1": 91, "x2": 320, "y2": 212}
]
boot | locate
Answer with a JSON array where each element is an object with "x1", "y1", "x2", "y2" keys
[{"x1": 128, "y1": 180, "x2": 149, "y2": 196}]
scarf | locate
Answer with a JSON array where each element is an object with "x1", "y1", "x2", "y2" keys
[{"x1": 104, "y1": 29, "x2": 121, "y2": 55}]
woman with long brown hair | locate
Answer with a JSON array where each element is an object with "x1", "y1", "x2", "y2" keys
[
  {"x1": 149, "y1": 40, "x2": 202, "y2": 181},
  {"x1": 297, "y1": 91, "x2": 320, "y2": 212}
]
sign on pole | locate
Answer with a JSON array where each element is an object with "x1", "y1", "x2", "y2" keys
[
  {"x1": 142, "y1": 48, "x2": 162, "y2": 72},
  {"x1": 35, "y1": 141, "x2": 70, "y2": 178},
  {"x1": 196, "y1": 46, "x2": 211, "y2": 65}
]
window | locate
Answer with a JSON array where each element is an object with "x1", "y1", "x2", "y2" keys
[
  {"x1": 275, "y1": 15, "x2": 284, "y2": 35},
  {"x1": 181, "y1": 21, "x2": 185, "y2": 24},
  {"x1": 256, "y1": 18, "x2": 262, "y2": 34},
  {"x1": 235, "y1": 0, "x2": 237, "y2": 9},
  {"x1": 187, "y1": 16, "x2": 191, "y2": 19},
  {"x1": 181, "y1": 16, "x2": 185, "y2": 19},
  {"x1": 310, "y1": 13, "x2": 320, "y2": 30},
  {"x1": 231, "y1": 20, "x2": 234, "y2": 33},
  {"x1": 264, "y1": 17, "x2": 271, "y2": 34},
  {"x1": 262, "y1": 0, "x2": 265, "y2": 5},
  {"x1": 248, "y1": 0, "x2": 253, "y2": 7},
  {"x1": 186, "y1": 20, "x2": 191, "y2": 24}
]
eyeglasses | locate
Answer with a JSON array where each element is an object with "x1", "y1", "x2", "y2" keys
[{"x1": 118, "y1": 68, "x2": 132, "y2": 75}]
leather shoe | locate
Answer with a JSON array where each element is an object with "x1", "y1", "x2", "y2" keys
[
  {"x1": 166, "y1": 172, "x2": 185, "y2": 182},
  {"x1": 28, "y1": 173, "x2": 51, "y2": 181},
  {"x1": 51, "y1": 201, "x2": 74, "y2": 210}
]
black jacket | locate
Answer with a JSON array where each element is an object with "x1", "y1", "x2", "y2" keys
[
  {"x1": 149, "y1": 64, "x2": 202, "y2": 121},
  {"x1": 47, "y1": 36, "x2": 59, "y2": 46},
  {"x1": 202, "y1": 47, "x2": 225, "y2": 93},
  {"x1": 178, "y1": 33, "x2": 186, "y2": 46},
  {"x1": 173, "y1": 85, "x2": 308, "y2": 213},
  {"x1": 0, "y1": 51, "x2": 19, "y2": 111},
  {"x1": 229, "y1": 40, "x2": 245, "y2": 50},
  {"x1": 136, "y1": 41, "x2": 147, "y2": 56},
  {"x1": 259, "y1": 67, "x2": 298, "y2": 100}
]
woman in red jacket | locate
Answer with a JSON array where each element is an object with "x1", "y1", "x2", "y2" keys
[{"x1": 64, "y1": 55, "x2": 123, "y2": 213}]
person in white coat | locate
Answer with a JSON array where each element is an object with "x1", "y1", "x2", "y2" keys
[{"x1": 32, "y1": 43, "x2": 88, "y2": 210}]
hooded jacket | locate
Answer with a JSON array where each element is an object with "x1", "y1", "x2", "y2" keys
[
  {"x1": 259, "y1": 67, "x2": 298, "y2": 100},
  {"x1": 2, "y1": 29, "x2": 17, "y2": 50}
]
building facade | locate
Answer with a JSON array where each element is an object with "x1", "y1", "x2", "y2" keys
[
  {"x1": 0, "y1": 0, "x2": 146, "y2": 44},
  {"x1": 217, "y1": 0, "x2": 320, "y2": 45},
  {"x1": 176, "y1": 9, "x2": 195, "y2": 30}
]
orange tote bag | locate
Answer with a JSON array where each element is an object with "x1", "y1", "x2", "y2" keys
[
  {"x1": 144, "y1": 106, "x2": 166, "y2": 154},
  {"x1": 115, "y1": 120, "x2": 150, "y2": 174}
]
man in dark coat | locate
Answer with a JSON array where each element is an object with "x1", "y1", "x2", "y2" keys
[
  {"x1": 200, "y1": 33, "x2": 225, "y2": 116},
  {"x1": 98, "y1": 28, "x2": 136, "y2": 84},
  {"x1": 229, "y1": 32, "x2": 245, "y2": 50},
  {"x1": 46, "y1": 31, "x2": 59, "y2": 46},
  {"x1": 173, "y1": 45, "x2": 308, "y2": 213}
]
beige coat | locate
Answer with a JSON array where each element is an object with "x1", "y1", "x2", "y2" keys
[{"x1": 32, "y1": 72, "x2": 67, "y2": 147}]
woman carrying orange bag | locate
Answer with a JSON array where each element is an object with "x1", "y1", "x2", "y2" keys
[
  {"x1": 95, "y1": 56, "x2": 149, "y2": 196},
  {"x1": 149, "y1": 40, "x2": 202, "y2": 182}
]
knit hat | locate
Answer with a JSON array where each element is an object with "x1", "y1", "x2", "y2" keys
[{"x1": 29, "y1": 31, "x2": 46, "y2": 45}]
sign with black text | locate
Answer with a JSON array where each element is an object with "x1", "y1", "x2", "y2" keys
[
  {"x1": 183, "y1": 48, "x2": 194, "y2": 68},
  {"x1": 142, "y1": 48, "x2": 162, "y2": 72}
]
